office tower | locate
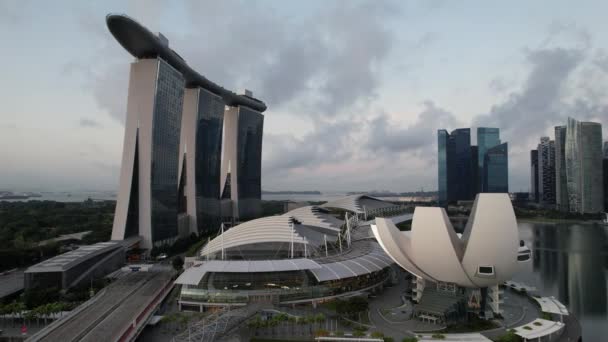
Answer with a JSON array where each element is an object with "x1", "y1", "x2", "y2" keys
[
  {"x1": 554, "y1": 126, "x2": 568, "y2": 211},
  {"x1": 449, "y1": 128, "x2": 473, "y2": 201},
  {"x1": 470, "y1": 146, "x2": 479, "y2": 196},
  {"x1": 537, "y1": 137, "x2": 556, "y2": 206},
  {"x1": 107, "y1": 15, "x2": 267, "y2": 248},
  {"x1": 438, "y1": 130, "x2": 449, "y2": 204},
  {"x1": 530, "y1": 150, "x2": 539, "y2": 203},
  {"x1": 111, "y1": 57, "x2": 185, "y2": 249},
  {"x1": 221, "y1": 100, "x2": 264, "y2": 222},
  {"x1": 565, "y1": 118, "x2": 604, "y2": 213},
  {"x1": 178, "y1": 88, "x2": 225, "y2": 236},
  {"x1": 483, "y1": 143, "x2": 508, "y2": 193},
  {"x1": 604, "y1": 142, "x2": 608, "y2": 211},
  {"x1": 477, "y1": 127, "x2": 501, "y2": 191}
]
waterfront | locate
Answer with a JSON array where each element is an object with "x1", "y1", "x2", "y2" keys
[{"x1": 514, "y1": 221, "x2": 608, "y2": 341}]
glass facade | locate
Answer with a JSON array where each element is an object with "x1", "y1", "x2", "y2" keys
[
  {"x1": 554, "y1": 126, "x2": 569, "y2": 211},
  {"x1": 483, "y1": 143, "x2": 508, "y2": 193},
  {"x1": 538, "y1": 137, "x2": 556, "y2": 205},
  {"x1": 470, "y1": 146, "x2": 479, "y2": 197},
  {"x1": 477, "y1": 127, "x2": 501, "y2": 191},
  {"x1": 236, "y1": 106, "x2": 264, "y2": 220},
  {"x1": 565, "y1": 118, "x2": 604, "y2": 213},
  {"x1": 530, "y1": 150, "x2": 539, "y2": 203},
  {"x1": 437, "y1": 130, "x2": 449, "y2": 204},
  {"x1": 449, "y1": 128, "x2": 473, "y2": 201},
  {"x1": 195, "y1": 89, "x2": 225, "y2": 234},
  {"x1": 180, "y1": 268, "x2": 390, "y2": 305},
  {"x1": 150, "y1": 59, "x2": 185, "y2": 244}
]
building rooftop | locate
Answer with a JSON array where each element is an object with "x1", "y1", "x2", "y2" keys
[
  {"x1": 532, "y1": 296, "x2": 569, "y2": 316},
  {"x1": 321, "y1": 194, "x2": 396, "y2": 214},
  {"x1": 106, "y1": 14, "x2": 266, "y2": 112},
  {"x1": 26, "y1": 241, "x2": 122, "y2": 273},
  {"x1": 417, "y1": 333, "x2": 491, "y2": 341},
  {"x1": 513, "y1": 318, "x2": 565, "y2": 340}
]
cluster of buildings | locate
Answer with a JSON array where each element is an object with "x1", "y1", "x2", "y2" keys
[
  {"x1": 107, "y1": 15, "x2": 266, "y2": 250},
  {"x1": 19, "y1": 14, "x2": 554, "y2": 340},
  {"x1": 530, "y1": 117, "x2": 606, "y2": 213},
  {"x1": 438, "y1": 127, "x2": 508, "y2": 205}
]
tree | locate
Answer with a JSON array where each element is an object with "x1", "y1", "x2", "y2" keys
[{"x1": 172, "y1": 256, "x2": 184, "y2": 271}]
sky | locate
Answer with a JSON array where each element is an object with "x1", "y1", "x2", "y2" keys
[{"x1": 1, "y1": 0, "x2": 607, "y2": 193}]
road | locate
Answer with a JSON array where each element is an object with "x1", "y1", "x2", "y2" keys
[{"x1": 32, "y1": 270, "x2": 173, "y2": 342}]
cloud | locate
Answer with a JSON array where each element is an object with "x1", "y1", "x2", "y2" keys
[
  {"x1": 367, "y1": 101, "x2": 459, "y2": 154},
  {"x1": 473, "y1": 46, "x2": 584, "y2": 142},
  {"x1": 75, "y1": 0, "x2": 398, "y2": 124},
  {"x1": 263, "y1": 119, "x2": 358, "y2": 174},
  {"x1": 0, "y1": 123, "x2": 17, "y2": 130},
  {"x1": 79, "y1": 118, "x2": 103, "y2": 128}
]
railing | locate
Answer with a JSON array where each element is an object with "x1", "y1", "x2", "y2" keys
[{"x1": 364, "y1": 205, "x2": 411, "y2": 219}]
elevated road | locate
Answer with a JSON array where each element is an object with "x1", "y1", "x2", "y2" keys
[{"x1": 28, "y1": 269, "x2": 174, "y2": 342}]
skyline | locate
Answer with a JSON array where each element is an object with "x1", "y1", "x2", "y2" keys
[{"x1": 2, "y1": 1, "x2": 608, "y2": 192}]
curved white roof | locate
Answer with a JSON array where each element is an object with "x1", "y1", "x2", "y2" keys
[
  {"x1": 179, "y1": 241, "x2": 394, "y2": 285},
  {"x1": 285, "y1": 206, "x2": 343, "y2": 232},
  {"x1": 321, "y1": 194, "x2": 395, "y2": 214},
  {"x1": 201, "y1": 206, "x2": 344, "y2": 257},
  {"x1": 372, "y1": 193, "x2": 519, "y2": 288},
  {"x1": 201, "y1": 216, "x2": 307, "y2": 257},
  {"x1": 175, "y1": 258, "x2": 322, "y2": 285}
]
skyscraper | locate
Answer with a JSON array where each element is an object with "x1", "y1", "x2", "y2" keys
[
  {"x1": 483, "y1": 143, "x2": 508, "y2": 193},
  {"x1": 477, "y1": 127, "x2": 501, "y2": 191},
  {"x1": 437, "y1": 130, "x2": 449, "y2": 205},
  {"x1": 530, "y1": 150, "x2": 539, "y2": 203},
  {"x1": 537, "y1": 137, "x2": 556, "y2": 206},
  {"x1": 565, "y1": 118, "x2": 604, "y2": 213},
  {"x1": 604, "y1": 142, "x2": 608, "y2": 211},
  {"x1": 554, "y1": 126, "x2": 568, "y2": 211},
  {"x1": 107, "y1": 15, "x2": 267, "y2": 248},
  {"x1": 111, "y1": 57, "x2": 185, "y2": 249},
  {"x1": 470, "y1": 146, "x2": 479, "y2": 196},
  {"x1": 221, "y1": 101, "x2": 265, "y2": 221},
  {"x1": 178, "y1": 87, "x2": 225, "y2": 236},
  {"x1": 449, "y1": 128, "x2": 473, "y2": 201}
]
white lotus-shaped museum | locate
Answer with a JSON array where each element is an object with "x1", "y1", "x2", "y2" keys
[{"x1": 371, "y1": 193, "x2": 519, "y2": 288}]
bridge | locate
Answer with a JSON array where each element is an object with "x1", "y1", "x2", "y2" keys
[{"x1": 27, "y1": 268, "x2": 174, "y2": 342}]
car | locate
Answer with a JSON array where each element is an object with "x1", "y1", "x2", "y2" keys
[{"x1": 156, "y1": 253, "x2": 168, "y2": 261}]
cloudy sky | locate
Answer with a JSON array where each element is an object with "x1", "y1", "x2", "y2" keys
[{"x1": 1, "y1": 0, "x2": 607, "y2": 192}]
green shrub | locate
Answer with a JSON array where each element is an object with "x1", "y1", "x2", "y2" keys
[
  {"x1": 402, "y1": 338, "x2": 418, "y2": 342},
  {"x1": 353, "y1": 330, "x2": 365, "y2": 337},
  {"x1": 431, "y1": 333, "x2": 445, "y2": 339},
  {"x1": 371, "y1": 331, "x2": 384, "y2": 338}
]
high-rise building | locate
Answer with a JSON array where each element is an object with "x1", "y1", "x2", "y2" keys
[
  {"x1": 537, "y1": 137, "x2": 556, "y2": 206},
  {"x1": 437, "y1": 130, "x2": 449, "y2": 205},
  {"x1": 178, "y1": 88, "x2": 225, "y2": 236},
  {"x1": 438, "y1": 128, "x2": 508, "y2": 204},
  {"x1": 110, "y1": 57, "x2": 185, "y2": 249},
  {"x1": 565, "y1": 118, "x2": 604, "y2": 213},
  {"x1": 449, "y1": 128, "x2": 473, "y2": 201},
  {"x1": 604, "y1": 142, "x2": 608, "y2": 211},
  {"x1": 477, "y1": 127, "x2": 501, "y2": 191},
  {"x1": 483, "y1": 143, "x2": 508, "y2": 193},
  {"x1": 554, "y1": 126, "x2": 568, "y2": 211},
  {"x1": 107, "y1": 15, "x2": 267, "y2": 248},
  {"x1": 530, "y1": 150, "x2": 539, "y2": 203},
  {"x1": 470, "y1": 146, "x2": 479, "y2": 196},
  {"x1": 221, "y1": 103, "x2": 265, "y2": 221}
]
